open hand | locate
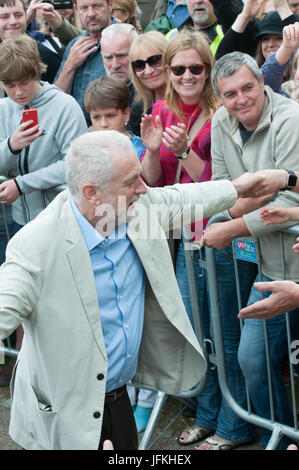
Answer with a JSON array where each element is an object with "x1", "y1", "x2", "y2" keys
[
  {"x1": 260, "y1": 205, "x2": 293, "y2": 225},
  {"x1": 241, "y1": 0, "x2": 267, "y2": 20},
  {"x1": 238, "y1": 280, "x2": 299, "y2": 319},
  {"x1": 141, "y1": 114, "x2": 163, "y2": 153},
  {"x1": 65, "y1": 36, "x2": 98, "y2": 71}
]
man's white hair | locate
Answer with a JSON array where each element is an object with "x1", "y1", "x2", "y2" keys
[
  {"x1": 65, "y1": 131, "x2": 133, "y2": 203},
  {"x1": 101, "y1": 23, "x2": 138, "y2": 44}
]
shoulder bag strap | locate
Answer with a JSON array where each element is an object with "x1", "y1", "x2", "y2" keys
[{"x1": 175, "y1": 110, "x2": 208, "y2": 183}]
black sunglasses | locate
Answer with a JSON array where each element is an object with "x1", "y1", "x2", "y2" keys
[
  {"x1": 131, "y1": 54, "x2": 163, "y2": 73},
  {"x1": 169, "y1": 64, "x2": 206, "y2": 76}
]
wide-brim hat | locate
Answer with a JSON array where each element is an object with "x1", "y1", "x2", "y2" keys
[{"x1": 255, "y1": 11, "x2": 284, "y2": 39}]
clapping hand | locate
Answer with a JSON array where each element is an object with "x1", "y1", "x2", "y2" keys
[
  {"x1": 141, "y1": 114, "x2": 163, "y2": 153},
  {"x1": 162, "y1": 122, "x2": 189, "y2": 157}
]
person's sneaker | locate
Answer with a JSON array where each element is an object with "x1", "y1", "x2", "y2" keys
[{"x1": 134, "y1": 405, "x2": 153, "y2": 433}]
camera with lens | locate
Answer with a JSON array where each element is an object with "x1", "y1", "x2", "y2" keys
[{"x1": 41, "y1": 0, "x2": 73, "y2": 10}]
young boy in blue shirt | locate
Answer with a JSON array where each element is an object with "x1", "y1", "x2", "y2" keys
[{"x1": 84, "y1": 76, "x2": 145, "y2": 160}]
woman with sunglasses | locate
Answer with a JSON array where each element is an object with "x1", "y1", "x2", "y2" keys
[
  {"x1": 141, "y1": 28, "x2": 257, "y2": 451},
  {"x1": 141, "y1": 28, "x2": 218, "y2": 201},
  {"x1": 129, "y1": 30, "x2": 168, "y2": 136}
]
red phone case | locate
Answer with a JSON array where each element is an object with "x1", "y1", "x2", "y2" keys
[{"x1": 22, "y1": 109, "x2": 38, "y2": 133}]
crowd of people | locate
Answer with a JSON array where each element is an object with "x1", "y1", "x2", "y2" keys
[{"x1": 0, "y1": 0, "x2": 299, "y2": 451}]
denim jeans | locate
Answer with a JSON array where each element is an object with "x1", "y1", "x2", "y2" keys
[
  {"x1": 176, "y1": 240, "x2": 257, "y2": 442},
  {"x1": 0, "y1": 206, "x2": 19, "y2": 265},
  {"x1": 238, "y1": 274, "x2": 299, "y2": 449}
]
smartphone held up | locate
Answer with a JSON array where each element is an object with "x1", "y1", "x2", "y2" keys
[{"x1": 22, "y1": 109, "x2": 39, "y2": 134}]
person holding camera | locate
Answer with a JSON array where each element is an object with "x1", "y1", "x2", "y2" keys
[
  {"x1": 26, "y1": 0, "x2": 83, "y2": 48},
  {"x1": 0, "y1": 0, "x2": 64, "y2": 83}
]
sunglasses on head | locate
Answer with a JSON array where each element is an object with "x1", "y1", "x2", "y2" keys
[
  {"x1": 169, "y1": 64, "x2": 206, "y2": 76},
  {"x1": 131, "y1": 54, "x2": 163, "y2": 73}
]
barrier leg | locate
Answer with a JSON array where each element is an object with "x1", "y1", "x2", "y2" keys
[
  {"x1": 0, "y1": 347, "x2": 18, "y2": 359},
  {"x1": 138, "y1": 391, "x2": 168, "y2": 450},
  {"x1": 265, "y1": 425, "x2": 283, "y2": 450}
]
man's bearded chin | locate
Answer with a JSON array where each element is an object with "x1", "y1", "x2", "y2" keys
[{"x1": 192, "y1": 4, "x2": 210, "y2": 25}]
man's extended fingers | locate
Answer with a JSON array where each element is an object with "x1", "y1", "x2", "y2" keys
[
  {"x1": 252, "y1": 281, "x2": 274, "y2": 292},
  {"x1": 238, "y1": 302, "x2": 269, "y2": 318}
]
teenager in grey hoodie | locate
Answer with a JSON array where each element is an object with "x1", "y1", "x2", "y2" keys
[{"x1": 0, "y1": 35, "x2": 87, "y2": 388}]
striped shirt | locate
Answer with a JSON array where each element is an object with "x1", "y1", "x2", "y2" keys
[{"x1": 141, "y1": 99, "x2": 212, "y2": 239}]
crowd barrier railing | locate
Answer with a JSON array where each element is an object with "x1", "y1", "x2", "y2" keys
[
  {"x1": 140, "y1": 214, "x2": 299, "y2": 450},
  {"x1": 200, "y1": 213, "x2": 299, "y2": 450}
]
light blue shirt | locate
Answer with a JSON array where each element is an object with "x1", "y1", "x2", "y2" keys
[
  {"x1": 70, "y1": 197, "x2": 145, "y2": 392},
  {"x1": 129, "y1": 130, "x2": 146, "y2": 160},
  {"x1": 166, "y1": 0, "x2": 189, "y2": 27}
]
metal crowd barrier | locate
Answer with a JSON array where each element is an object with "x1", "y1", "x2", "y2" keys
[
  {"x1": 140, "y1": 215, "x2": 299, "y2": 450},
  {"x1": 201, "y1": 214, "x2": 299, "y2": 450}
]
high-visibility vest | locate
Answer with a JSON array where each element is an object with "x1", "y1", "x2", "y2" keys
[
  {"x1": 166, "y1": 23, "x2": 224, "y2": 57},
  {"x1": 210, "y1": 24, "x2": 224, "y2": 56}
]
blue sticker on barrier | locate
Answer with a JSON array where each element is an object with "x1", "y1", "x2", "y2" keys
[{"x1": 235, "y1": 239, "x2": 257, "y2": 263}]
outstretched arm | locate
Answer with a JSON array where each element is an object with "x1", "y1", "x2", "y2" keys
[
  {"x1": 210, "y1": 0, "x2": 244, "y2": 32},
  {"x1": 250, "y1": 169, "x2": 299, "y2": 194},
  {"x1": 238, "y1": 280, "x2": 299, "y2": 319},
  {"x1": 215, "y1": 0, "x2": 261, "y2": 59},
  {"x1": 260, "y1": 205, "x2": 299, "y2": 225}
]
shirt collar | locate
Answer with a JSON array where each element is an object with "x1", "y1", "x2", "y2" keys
[{"x1": 70, "y1": 196, "x2": 128, "y2": 251}]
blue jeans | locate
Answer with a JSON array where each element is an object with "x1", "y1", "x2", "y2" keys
[
  {"x1": 0, "y1": 206, "x2": 20, "y2": 265},
  {"x1": 238, "y1": 274, "x2": 299, "y2": 449},
  {"x1": 176, "y1": 241, "x2": 257, "y2": 442}
]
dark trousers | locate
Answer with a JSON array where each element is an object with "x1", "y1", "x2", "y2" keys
[{"x1": 99, "y1": 388, "x2": 138, "y2": 450}]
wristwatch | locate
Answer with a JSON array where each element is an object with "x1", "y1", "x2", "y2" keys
[
  {"x1": 176, "y1": 147, "x2": 190, "y2": 160},
  {"x1": 281, "y1": 170, "x2": 297, "y2": 191}
]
